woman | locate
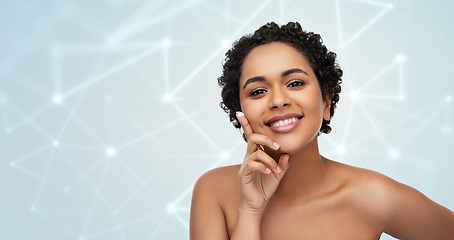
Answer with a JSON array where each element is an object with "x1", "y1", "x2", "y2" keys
[{"x1": 190, "y1": 22, "x2": 454, "y2": 239}]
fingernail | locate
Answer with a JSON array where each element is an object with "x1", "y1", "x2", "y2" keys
[
  {"x1": 236, "y1": 111, "x2": 244, "y2": 117},
  {"x1": 276, "y1": 166, "x2": 281, "y2": 173},
  {"x1": 273, "y1": 142, "x2": 280, "y2": 149},
  {"x1": 266, "y1": 168, "x2": 271, "y2": 174}
]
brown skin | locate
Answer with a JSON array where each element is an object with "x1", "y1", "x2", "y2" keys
[{"x1": 190, "y1": 42, "x2": 454, "y2": 240}]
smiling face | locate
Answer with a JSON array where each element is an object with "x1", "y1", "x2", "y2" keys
[{"x1": 239, "y1": 42, "x2": 331, "y2": 154}]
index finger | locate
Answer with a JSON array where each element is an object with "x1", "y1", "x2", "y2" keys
[{"x1": 236, "y1": 111, "x2": 253, "y2": 141}]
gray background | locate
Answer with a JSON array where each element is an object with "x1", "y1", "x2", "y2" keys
[{"x1": 1, "y1": 0, "x2": 453, "y2": 239}]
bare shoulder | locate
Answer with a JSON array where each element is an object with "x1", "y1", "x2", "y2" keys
[
  {"x1": 200, "y1": 164, "x2": 241, "y2": 179},
  {"x1": 330, "y1": 160, "x2": 401, "y2": 195},
  {"x1": 328, "y1": 159, "x2": 454, "y2": 239},
  {"x1": 329, "y1": 160, "x2": 424, "y2": 211},
  {"x1": 192, "y1": 164, "x2": 241, "y2": 209},
  {"x1": 190, "y1": 165, "x2": 241, "y2": 240},
  {"x1": 193, "y1": 164, "x2": 240, "y2": 195},
  {"x1": 327, "y1": 160, "x2": 397, "y2": 213}
]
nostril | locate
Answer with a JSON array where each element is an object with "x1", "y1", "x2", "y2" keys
[{"x1": 271, "y1": 102, "x2": 290, "y2": 109}]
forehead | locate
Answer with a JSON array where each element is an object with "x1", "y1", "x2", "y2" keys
[{"x1": 240, "y1": 42, "x2": 312, "y2": 81}]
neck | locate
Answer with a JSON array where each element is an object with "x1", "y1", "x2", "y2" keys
[{"x1": 267, "y1": 137, "x2": 329, "y2": 202}]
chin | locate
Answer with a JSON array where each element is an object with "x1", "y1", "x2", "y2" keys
[
  {"x1": 279, "y1": 145, "x2": 303, "y2": 155},
  {"x1": 275, "y1": 140, "x2": 304, "y2": 154},
  {"x1": 274, "y1": 133, "x2": 318, "y2": 155}
]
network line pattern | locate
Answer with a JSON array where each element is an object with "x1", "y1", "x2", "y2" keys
[{"x1": 1, "y1": 0, "x2": 453, "y2": 239}]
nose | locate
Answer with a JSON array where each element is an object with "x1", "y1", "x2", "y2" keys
[{"x1": 268, "y1": 87, "x2": 290, "y2": 109}]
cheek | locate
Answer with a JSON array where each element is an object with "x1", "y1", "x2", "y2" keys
[
  {"x1": 306, "y1": 91, "x2": 325, "y2": 111},
  {"x1": 241, "y1": 101, "x2": 265, "y2": 132},
  {"x1": 294, "y1": 92, "x2": 322, "y2": 111}
]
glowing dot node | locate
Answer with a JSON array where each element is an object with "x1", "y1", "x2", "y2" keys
[
  {"x1": 338, "y1": 146, "x2": 346, "y2": 154},
  {"x1": 53, "y1": 141, "x2": 59, "y2": 146},
  {"x1": 221, "y1": 40, "x2": 230, "y2": 48},
  {"x1": 221, "y1": 152, "x2": 229, "y2": 159},
  {"x1": 350, "y1": 91, "x2": 358, "y2": 99},
  {"x1": 399, "y1": 95, "x2": 404, "y2": 100},
  {"x1": 64, "y1": 187, "x2": 69, "y2": 192},
  {"x1": 5, "y1": 128, "x2": 11, "y2": 134},
  {"x1": 396, "y1": 54, "x2": 405, "y2": 63},
  {"x1": 10, "y1": 162, "x2": 15, "y2": 166},
  {"x1": 52, "y1": 94, "x2": 63, "y2": 104},
  {"x1": 388, "y1": 149, "x2": 400, "y2": 160},
  {"x1": 167, "y1": 204, "x2": 175, "y2": 212},
  {"x1": 161, "y1": 39, "x2": 171, "y2": 48},
  {"x1": 163, "y1": 94, "x2": 172, "y2": 102},
  {"x1": 388, "y1": 4, "x2": 393, "y2": 8},
  {"x1": 30, "y1": 206, "x2": 35, "y2": 211},
  {"x1": 113, "y1": 211, "x2": 117, "y2": 215},
  {"x1": 446, "y1": 95, "x2": 452, "y2": 102},
  {"x1": 106, "y1": 147, "x2": 116, "y2": 156}
]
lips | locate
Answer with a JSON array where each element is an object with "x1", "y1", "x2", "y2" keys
[
  {"x1": 269, "y1": 117, "x2": 300, "y2": 127},
  {"x1": 265, "y1": 113, "x2": 303, "y2": 133},
  {"x1": 266, "y1": 113, "x2": 303, "y2": 125}
]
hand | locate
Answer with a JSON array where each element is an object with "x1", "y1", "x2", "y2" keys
[{"x1": 236, "y1": 112, "x2": 290, "y2": 215}]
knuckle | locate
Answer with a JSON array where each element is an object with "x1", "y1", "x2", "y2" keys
[
  {"x1": 250, "y1": 151, "x2": 260, "y2": 159},
  {"x1": 258, "y1": 151, "x2": 275, "y2": 165},
  {"x1": 248, "y1": 134, "x2": 257, "y2": 142},
  {"x1": 256, "y1": 150, "x2": 265, "y2": 158},
  {"x1": 256, "y1": 150, "x2": 268, "y2": 160},
  {"x1": 248, "y1": 134, "x2": 265, "y2": 145},
  {"x1": 245, "y1": 161, "x2": 253, "y2": 168}
]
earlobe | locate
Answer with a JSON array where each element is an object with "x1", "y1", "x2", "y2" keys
[{"x1": 323, "y1": 98, "x2": 331, "y2": 120}]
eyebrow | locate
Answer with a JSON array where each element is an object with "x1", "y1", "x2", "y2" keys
[
  {"x1": 282, "y1": 68, "x2": 308, "y2": 77},
  {"x1": 242, "y1": 68, "x2": 309, "y2": 90},
  {"x1": 242, "y1": 76, "x2": 265, "y2": 90}
]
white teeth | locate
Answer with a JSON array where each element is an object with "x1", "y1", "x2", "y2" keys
[{"x1": 270, "y1": 117, "x2": 299, "y2": 127}]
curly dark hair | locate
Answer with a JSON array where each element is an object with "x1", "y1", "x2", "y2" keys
[{"x1": 218, "y1": 21, "x2": 342, "y2": 134}]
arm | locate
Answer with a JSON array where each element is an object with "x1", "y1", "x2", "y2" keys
[
  {"x1": 189, "y1": 168, "x2": 271, "y2": 240},
  {"x1": 190, "y1": 169, "x2": 229, "y2": 240},
  {"x1": 190, "y1": 165, "x2": 272, "y2": 240},
  {"x1": 382, "y1": 180, "x2": 454, "y2": 239},
  {"x1": 190, "y1": 113, "x2": 290, "y2": 240},
  {"x1": 230, "y1": 112, "x2": 290, "y2": 240}
]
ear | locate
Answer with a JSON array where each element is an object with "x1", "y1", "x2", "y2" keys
[{"x1": 323, "y1": 97, "x2": 331, "y2": 120}]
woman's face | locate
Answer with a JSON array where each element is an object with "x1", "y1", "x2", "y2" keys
[{"x1": 239, "y1": 42, "x2": 330, "y2": 154}]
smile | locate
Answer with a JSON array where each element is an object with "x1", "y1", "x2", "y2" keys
[
  {"x1": 265, "y1": 113, "x2": 303, "y2": 133},
  {"x1": 270, "y1": 117, "x2": 299, "y2": 127}
]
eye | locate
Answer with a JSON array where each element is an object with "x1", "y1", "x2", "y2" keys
[
  {"x1": 250, "y1": 88, "x2": 267, "y2": 97},
  {"x1": 287, "y1": 80, "x2": 305, "y2": 88}
]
